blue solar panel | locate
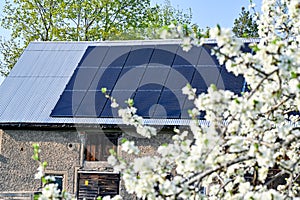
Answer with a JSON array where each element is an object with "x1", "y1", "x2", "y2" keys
[
  {"x1": 75, "y1": 91, "x2": 108, "y2": 117},
  {"x1": 51, "y1": 91, "x2": 86, "y2": 117},
  {"x1": 66, "y1": 67, "x2": 99, "y2": 90},
  {"x1": 191, "y1": 66, "x2": 221, "y2": 93},
  {"x1": 217, "y1": 67, "x2": 244, "y2": 94},
  {"x1": 134, "y1": 90, "x2": 161, "y2": 118},
  {"x1": 150, "y1": 45, "x2": 178, "y2": 65},
  {"x1": 51, "y1": 43, "x2": 251, "y2": 120},
  {"x1": 165, "y1": 66, "x2": 195, "y2": 90},
  {"x1": 90, "y1": 68, "x2": 122, "y2": 91},
  {"x1": 125, "y1": 46, "x2": 154, "y2": 67},
  {"x1": 138, "y1": 66, "x2": 170, "y2": 90},
  {"x1": 100, "y1": 90, "x2": 136, "y2": 118},
  {"x1": 101, "y1": 46, "x2": 131, "y2": 67},
  {"x1": 174, "y1": 45, "x2": 202, "y2": 66},
  {"x1": 197, "y1": 45, "x2": 219, "y2": 66},
  {"x1": 154, "y1": 89, "x2": 185, "y2": 118},
  {"x1": 78, "y1": 46, "x2": 109, "y2": 67},
  {"x1": 115, "y1": 67, "x2": 146, "y2": 90}
]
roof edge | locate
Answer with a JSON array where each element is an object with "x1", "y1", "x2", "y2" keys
[{"x1": 29, "y1": 38, "x2": 260, "y2": 46}]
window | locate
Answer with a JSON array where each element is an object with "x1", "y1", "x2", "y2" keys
[
  {"x1": 84, "y1": 132, "x2": 119, "y2": 161},
  {"x1": 78, "y1": 172, "x2": 120, "y2": 199},
  {"x1": 51, "y1": 175, "x2": 64, "y2": 192},
  {"x1": 44, "y1": 174, "x2": 64, "y2": 192}
]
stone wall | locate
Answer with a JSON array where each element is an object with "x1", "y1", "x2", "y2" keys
[
  {"x1": 0, "y1": 127, "x2": 176, "y2": 199},
  {"x1": 0, "y1": 129, "x2": 81, "y2": 196}
]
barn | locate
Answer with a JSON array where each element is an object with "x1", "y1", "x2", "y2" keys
[{"x1": 0, "y1": 39, "x2": 252, "y2": 199}]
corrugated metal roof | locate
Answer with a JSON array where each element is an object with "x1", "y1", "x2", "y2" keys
[
  {"x1": 0, "y1": 39, "x2": 258, "y2": 127},
  {"x1": 0, "y1": 41, "x2": 90, "y2": 125}
]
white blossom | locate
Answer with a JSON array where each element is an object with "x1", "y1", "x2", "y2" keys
[
  {"x1": 38, "y1": 183, "x2": 60, "y2": 200},
  {"x1": 34, "y1": 165, "x2": 44, "y2": 180},
  {"x1": 121, "y1": 141, "x2": 139, "y2": 155},
  {"x1": 97, "y1": 1, "x2": 300, "y2": 199}
]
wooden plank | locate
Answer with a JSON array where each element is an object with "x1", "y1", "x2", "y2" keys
[{"x1": 78, "y1": 173, "x2": 120, "y2": 199}]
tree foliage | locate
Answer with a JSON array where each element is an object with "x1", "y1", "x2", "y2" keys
[
  {"x1": 109, "y1": 0, "x2": 193, "y2": 40},
  {"x1": 232, "y1": 7, "x2": 259, "y2": 38},
  {"x1": 0, "y1": 38, "x2": 23, "y2": 76},
  {"x1": 1, "y1": 0, "x2": 153, "y2": 41}
]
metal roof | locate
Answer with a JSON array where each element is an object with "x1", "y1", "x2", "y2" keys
[{"x1": 0, "y1": 39, "x2": 257, "y2": 127}]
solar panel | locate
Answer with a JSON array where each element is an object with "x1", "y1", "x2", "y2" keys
[
  {"x1": 134, "y1": 90, "x2": 161, "y2": 118},
  {"x1": 100, "y1": 90, "x2": 136, "y2": 118},
  {"x1": 217, "y1": 67, "x2": 245, "y2": 94},
  {"x1": 51, "y1": 90, "x2": 86, "y2": 117},
  {"x1": 124, "y1": 46, "x2": 154, "y2": 67},
  {"x1": 114, "y1": 67, "x2": 146, "y2": 91},
  {"x1": 174, "y1": 45, "x2": 202, "y2": 66},
  {"x1": 150, "y1": 45, "x2": 178, "y2": 65},
  {"x1": 165, "y1": 66, "x2": 195, "y2": 90},
  {"x1": 101, "y1": 46, "x2": 131, "y2": 67},
  {"x1": 75, "y1": 91, "x2": 108, "y2": 117},
  {"x1": 197, "y1": 44, "x2": 219, "y2": 66},
  {"x1": 90, "y1": 68, "x2": 122, "y2": 91},
  {"x1": 51, "y1": 42, "x2": 250, "y2": 120},
  {"x1": 65, "y1": 67, "x2": 99, "y2": 90},
  {"x1": 191, "y1": 66, "x2": 221, "y2": 93},
  {"x1": 78, "y1": 46, "x2": 109, "y2": 67},
  {"x1": 154, "y1": 89, "x2": 186, "y2": 118},
  {"x1": 138, "y1": 66, "x2": 170, "y2": 90}
]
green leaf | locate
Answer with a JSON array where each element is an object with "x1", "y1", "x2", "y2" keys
[
  {"x1": 42, "y1": 161, "x2": 47, "y2": 168},
  {"x1": 126, "y1": 98, "x2": 134, "y2": 107},
  {"x1": 161, "y1": 143, "x2": 168, "y2": 147},
  {"x1": 121, "y1": 138, "x2": 128, "y2": 144},
  {"x1": 101, "y1": 87, "x2": 107, "y2": 94},
  {"x1": 210, "y1": 84, "x2": 217, "y2": 91},
  {"x1": 32, "y1": 155, "x2": 39, "y2": 161},
  {"x1": 109, "y1": 149, "x2": 116, "y2": 156},
  {"x1": 291, "y1": 71, "x2": 298, "y2": 79}
]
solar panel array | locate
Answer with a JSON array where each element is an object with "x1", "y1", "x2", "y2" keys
[{"x1": 51, "y1": 44, "x2": 246, "y2": 119}]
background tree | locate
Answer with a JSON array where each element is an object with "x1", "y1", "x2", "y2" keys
[
  {"x1": 0, "y1": 38, "x2": 22, "y2": 76},
  {"x1": 109, "y1": 0, "x2": 193, "y2": 40},
  {"x1": 232, "y1": 7, "x2": 258, "y2": 38},
  {"x1": 0, "y1": 0, "x2": 193, "y2": 76}
]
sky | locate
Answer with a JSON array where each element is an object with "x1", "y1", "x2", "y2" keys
[
  {"x1": 0, "y1": 0, "x2": 262, "y2": 85},
  {"x1": 152, "y1": 0, "x2": 262, "y2": 28}
]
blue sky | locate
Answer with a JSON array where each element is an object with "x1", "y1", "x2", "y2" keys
[
  {"x1": 152, "y1": 0, "x2": 262, "y2": 28},
  {"x1": 0, "y1": 0, "x2": 262, "y2": 84}
]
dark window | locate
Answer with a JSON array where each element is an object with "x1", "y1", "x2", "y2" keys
[
  {"x1": 84, "y1": 133, "x2": 118, "y2": 161},
  {"x1": 52, "y1": 175, "x2": 63, "y2": 192},
  {"x1": 43, "y1": 174, "x2": 64, "y2": 192}
]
